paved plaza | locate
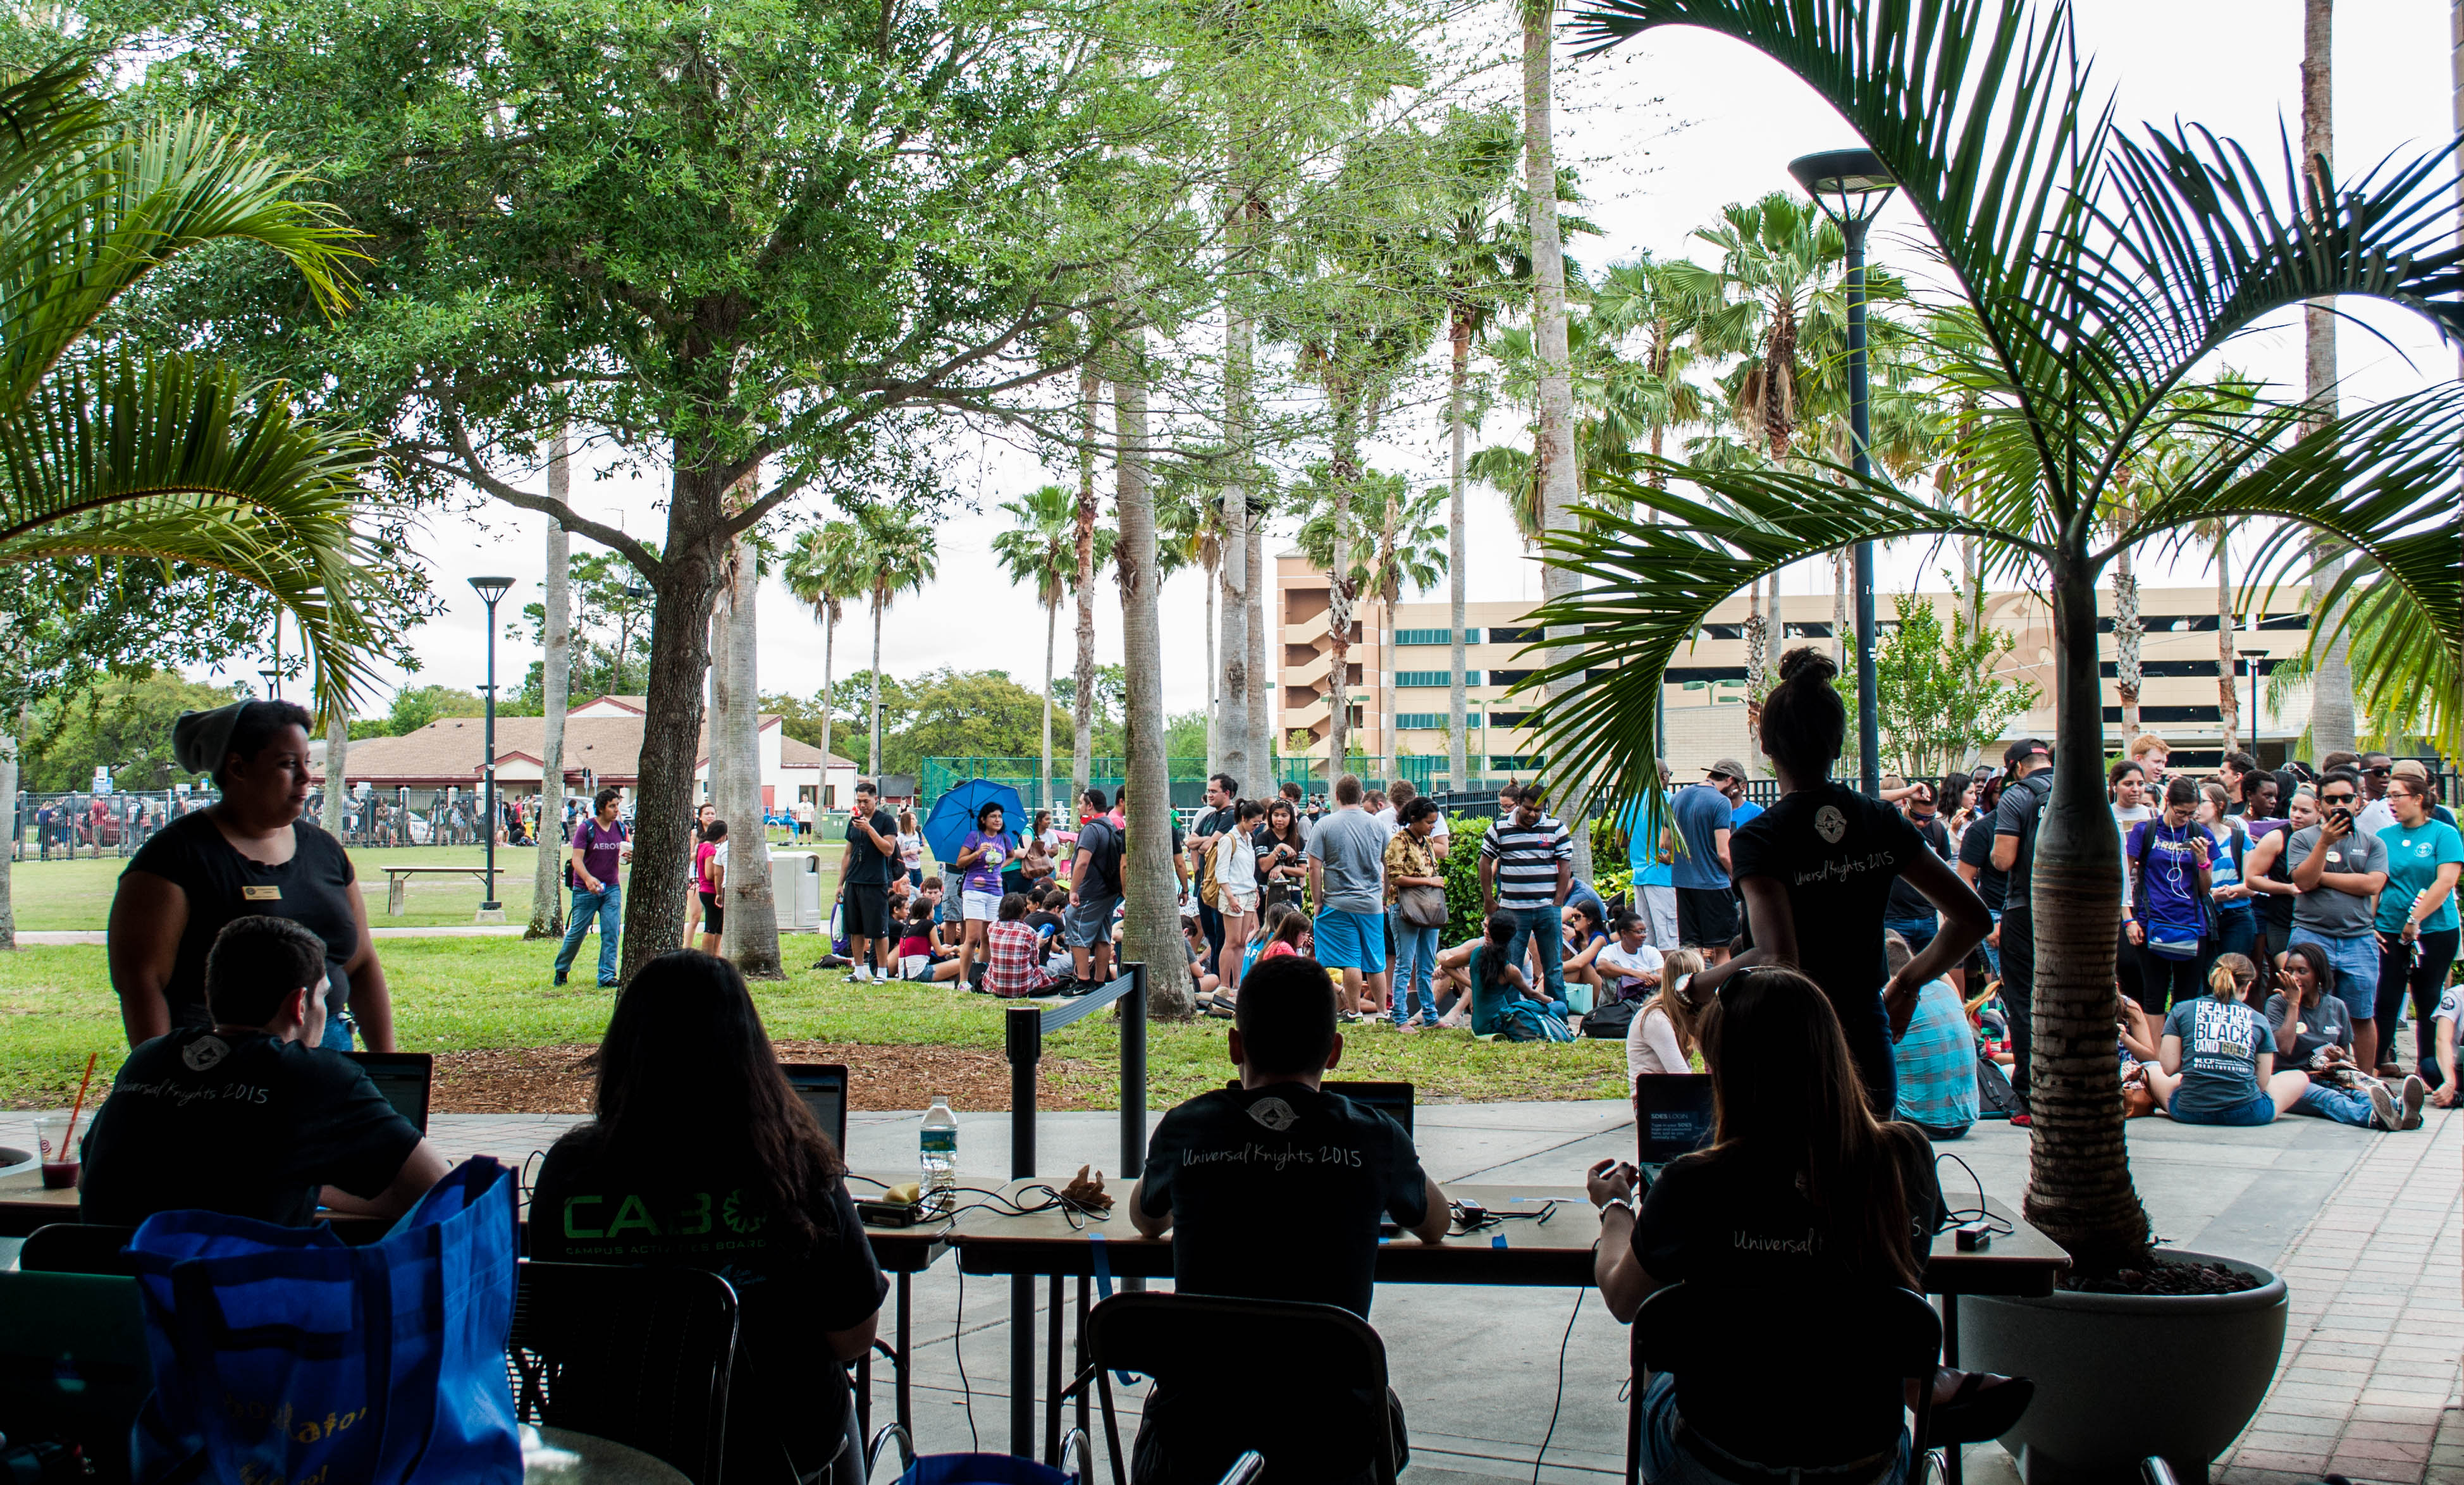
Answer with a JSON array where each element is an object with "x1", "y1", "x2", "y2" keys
[{"x1": 6, "y1": 1098, "x2": 2452, "y2": 1484}]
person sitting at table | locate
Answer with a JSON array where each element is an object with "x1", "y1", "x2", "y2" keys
[
  {"x1": 1586, "y1": 967, "x2": 2031, "y2": 1482},
  {"x1": 531, "y1": 949, "x2": 886, "y2": 1485},
  {"x1": 80, "y1": 916, "x2": 447, "y2": 1228},
  {"x1": 1128, "y1": 952, "x2": 1450, "y2": 1483}
]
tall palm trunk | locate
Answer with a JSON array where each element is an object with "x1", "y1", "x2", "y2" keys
[
  {"x1": 1832, "y1": 551, "x2": 1850, "y2": 671},
  {"x1": 527, "y1": 441, "x2": 572, "y2": 939},
  {"x1": 1248, "y1": 504, "x2": 1271, "y2": 794},
  {"x1": 2113, "y1": 544, "x2": 2143, "y2": 736},
  {"x1": 1744, "y1": 579, "x2": 1769, "y2": 765},
  {"x1": 1202, "y1": 556, "x2": 1219, "y2": 776},
  {"x1": 1039, "y1": 596, "x2": 1057, "y2": 810},
  {"x1": 816, "y1": 605, "x2": 838, "y2": 799},
  {"x1": 1071, "y1": 362, "x2": 1101, "y2": 799},
  {"x1": 1448, "y1": 306, "x2": 1472, "y2": 794},
  {"x1": 1324, "y1": 400, "x2": 1359, "y2": 773},
  {"x1": 1524, "y1": 0, "x2": 1592, "y2": 882},
  {"x1": 323, "y1": 712, "x2": 351, "y2": 838},
  {"x1": 868, "y1": 582, "x2": 886, "y2": 776},
  {"x1": 0, "y1": 706, "x2": 18, "y2": 949},
  {"x1": 718, "y1": 526, "x2": 782, "y2": 975},
  {"x1": 1216, "y1": 300, "x2": 1252, "y2": 796},
  {"x1": 2215, "y1": 531, "x2": 2240, "y2": 753},
  {"x1": 2025, "y1": 559, "x2": 2153, "y2": 1271},
  {"x1": 708, "y1": 578, "x2": 732, "y2": 818},
  {"x1": 2303, "y1": 0, "x2": 2356, "y2": 753},
  {"x1": 1114, "y1": 331, "x2": 1194, "y2": 1017}
]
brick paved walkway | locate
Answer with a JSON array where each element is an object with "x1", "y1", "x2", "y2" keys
[{"x1": 2217, "y1": 1107, "x2": 2462, "y2": 1485}]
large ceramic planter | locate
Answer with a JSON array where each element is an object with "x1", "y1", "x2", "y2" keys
[{"x1": 1961, "y1": 1248, "x2": 2287, "y2": 1485}]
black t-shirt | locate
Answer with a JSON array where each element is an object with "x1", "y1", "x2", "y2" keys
[
  {"x1": 1883, "y1": 816, "x2": 1952, "y2": 920},
  {"x1": 1631, "y1": 1135, "x2": 1943, "y2": 1464},
  {"x1": 126, "y1": 810, "x2": 362, "y2": 1027},
  {"x1": 531, "y1": 1127, "x2": 888, "y2": 1477},
  {"x1": 1730, "y1": 784, "x2": 1930, "y2": 1018},
  {"x1": 1076, "y1": 818, "x2": 1124, "y2": 897},
  {"x1": 79, "y1": 1028, "x2": 421, "y2": 1227},
  {"x1": 842, "y1": 808, "x2": 898, "y2": 886},
  {"x1": 1139, "y1": 1083, "x2": 1429, "y2": 1319},
  {"x1": 1957, "y1": 816, "x2": 2007, "y2": 911},
  {"x1": 1991, "y1": 772, "x2": 2054, "y2": 906}
]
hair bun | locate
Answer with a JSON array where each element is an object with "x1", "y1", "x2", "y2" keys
[{"x1": 1777, "y1": 646, "x2": 1838, "y2": 686}]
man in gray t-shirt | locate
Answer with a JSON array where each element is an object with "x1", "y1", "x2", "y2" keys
[
  {"x1": 2283, "y1": 773, "x2": 2391, "y2": 1037},
  {"x1": 1307, "y1": 776, "x2": 1391, "y2": 1016}
]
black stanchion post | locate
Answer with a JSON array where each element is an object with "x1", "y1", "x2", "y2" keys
[
  {"x1": 1120, "y1": 961, "x2": 1148, "y2": 1294},
  {"x1": 1005, "y1": 1004, "x2": 1041, "y2": 1457}
]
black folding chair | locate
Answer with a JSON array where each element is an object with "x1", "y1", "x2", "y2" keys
[
  {"x1": 1626, "y1": 1282, "x2": 1943, "y2": 1485},
  {"x1": 1069, "y1": 1291, "x2": 1395, "y2": 1485},
  {"x1": 506, "y1": 1260, "x2": 738, "y2": 1485},
  {"x1": 19, "y1": 1223, "x2": 141, "y2": 1277}
]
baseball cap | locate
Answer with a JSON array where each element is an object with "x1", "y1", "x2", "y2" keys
[
  {"x1": 2002, "y1": 739, "x2": 2050, "y2": 765},
  {"x1": 1706, "y1": 757, "x2": 1750, "y2": 781}
]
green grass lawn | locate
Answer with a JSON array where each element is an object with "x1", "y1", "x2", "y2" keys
[{"x1": 0, "y1": 936, "x2": 1629, "y2": 1109}]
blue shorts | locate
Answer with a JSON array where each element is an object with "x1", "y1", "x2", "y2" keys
[
  {"x1": 1312, "y1": 909, "x2": 1388, "y2": 973},
  {"x1": 2289, "y1": 927, "x2": 2379, "y2": 1014},
  {"x1": 2171, "y1": 1092, "x2": 2277, "y2": 1126}
]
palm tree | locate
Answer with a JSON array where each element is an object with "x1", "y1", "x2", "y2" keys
[
  {"x1": 782, "y1": 520, "x2": 870, "y2": 794},
  {"x1": 1549, "y1": 0, "x2": 2462, "y2": 1274},
  {"x1": 1071, "y1": 361, "x2": 1105, "y2": 800},
  {"x1": 526, "y1": 434, "x2": 574, "y2": 940},
  {"x1": 1297, "y1": 472, "x2": 1447, "y2": 766},
  {"x1": 849, "y1": 506, "x2": 936, "y2": 777},
  {"x1": 0, "y1": 59, "x2": 380, "y2": 949},
  {"x1": 2300, "y1": 0, "x2": 2356, "y2": 755},
  {"x1": 992, "y1": 484, "x2": 1093, "y2": 809}
]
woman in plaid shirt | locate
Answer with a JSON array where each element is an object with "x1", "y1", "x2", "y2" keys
[{"x1": 983, "y1": 892, "x2": 1057, "y2": 999}]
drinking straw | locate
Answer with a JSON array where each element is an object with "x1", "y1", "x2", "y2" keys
[{"x1": 61, "y1": 1051, "x2": 98, "y2": 1151}]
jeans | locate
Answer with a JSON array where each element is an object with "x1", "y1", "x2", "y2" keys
[
  {"x1": 318, "y1": 1009, "x2": 357, "y2": 1051},
  {"x1": 1503, "y1": 905, "x2": 1565, "y2": 1001},
  {"x1": 1388, "y1": 906, "x2": 1439, "y2": 1025},
  {"x1": 2293, "y1": 1082, "x2": 2378, "y2": 1128},
  {"x1": 556, "y1": 883, "x2": 622, "y2": 984},
  {"x1": 1884, "y1": 916, "x2": 1938, "y2": 957},
  {"x1": 1197, "y1": 900, "x2": 1224, "y2": 965},
  {"x1": 1638, "y1": 1374, "x2": 1906, "y2": 1485},
  {"x1": 2376, "y1": 927, "x2": 2461, "y2": 1076},
  {"x1": 2289, "y1": 927, "x2": 2379, "y2": 1017},
  {"x1": 1978, "y1": 909, "x2": 2002, "y2": 979}
]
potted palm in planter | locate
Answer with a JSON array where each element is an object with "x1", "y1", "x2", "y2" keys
[{"x1": 1517, "y1": 0, "x2": 2464, "y2": 1481}]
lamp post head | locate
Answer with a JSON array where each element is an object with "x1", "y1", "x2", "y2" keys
[
  {"x1": 468, "y1": 575, "x2": 515, "y2": 608},
  {"x1": 1789, "y1": 147, "x2": 1896, "y2": 228}
]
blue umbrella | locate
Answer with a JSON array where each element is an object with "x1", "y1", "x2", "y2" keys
[{"x1": 922, "y1": 778, "x2": 1026, "y2": 867}]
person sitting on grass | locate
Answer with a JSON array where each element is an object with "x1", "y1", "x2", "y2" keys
[
  {"x1": 1886, "y1": 932, "x2": 1978, "y2": 1142},
  {"x1": 80, "y1": 916, "x2": 448, "y2": 1228},
  {"x1": 532, "y1": 951, "x2": 886, "y2": 1485},
  {"x1": 895, "y1": 899, "x2": 966, "y2": 983},
  {"x1": 1254, "y1": 903, "x2": 1311, "y2": 965},
  {"x1": 1591, "y1": 909, "x2": 1667, "y2": 1006},
  {"x1": 1437, "y1": 908, "x2": 1568, "y2": 1038},
  {"x1": 1128, "y1": 952, "x2": 1450, "y2": 1485},
  {"x1": 2265, "y1": 940, "x2": 2422, "y2": 1130},
  {"x1": 1587, "y1": 968, "x2": 2031, "y2": 1485},
  {"x1": 983, "y1": 892, "x2": 1058, "y2": 999},
  {"x1": 1558, "y1": 897, "x2": 1613, "y2": 1022},
  {"x1": 1625, "y1": 948, "x2": 1705, "y2": 1079},
  {"x1": 2140, "y1": 954, "x2": 2310, "y2": 1126}
]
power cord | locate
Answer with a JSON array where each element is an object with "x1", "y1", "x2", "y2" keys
[
  {"x1": 1531, "y1": 1288, "x2": 1585, "y2": 1485},
  {"x1": 1932, "y1": 1152, "x2": 2012, "y2": 1236},
  {"x1": 953, "y1": 1267, "x2": 980, "y2": 1452},
  {"x1": 1450, "y1": 1198, "x2": 1560, "y2": 1235}
]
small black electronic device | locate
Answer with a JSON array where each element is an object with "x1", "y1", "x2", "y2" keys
[
  {"x1": 1954, "y1": 1221, "x2": 1995, "y2": 1252},
  {"x1": 858, "y1": 1199, "x2": 924, "y2": 1228},
  {"x1": 342, "y1": 1051, "x2": 434, "y2": 1134},
  {"x1": 1452, "y1": 1198, "x2": 1488, "y2": 1227}
]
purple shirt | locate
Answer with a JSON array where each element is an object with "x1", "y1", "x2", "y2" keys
[
  {"x1": 960, "y1": 830, "x2": 1011, "y2": 896},
  {"x1": 573, "y1": 816, "x2": 627, "y2": 889}
]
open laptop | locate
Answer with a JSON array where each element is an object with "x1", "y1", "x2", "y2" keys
[
  {"x1": 781, "y1": 1063, "x2": 850, "y2": 1151},
  {"x1": 1635, "y1": 1072, "x2": 1715, "y2": 1181},
  {"x1": 343, "y1": 1051, "x2": 434, "y2": 1134},
  {"x1": 1222, "y1": 1078, "x2": 1414, "y2": 1136}
]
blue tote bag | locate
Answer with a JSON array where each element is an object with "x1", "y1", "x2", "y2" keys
[{"x1": 128, "y1": 1156, "x2": 522, "y2": 1484}]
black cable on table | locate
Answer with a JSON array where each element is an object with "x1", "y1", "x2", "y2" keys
[{"x1": 1933, "y1": 1152, "x2": 2012, "y2": 1236}]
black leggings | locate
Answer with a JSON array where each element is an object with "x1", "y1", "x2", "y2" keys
[
  {"x1": 2375, "y1": 927, "x2": 2460, "y2": 1075},
  {"x1": 2137, "y1": 942, "x2": 2208, "y2": 1018}
]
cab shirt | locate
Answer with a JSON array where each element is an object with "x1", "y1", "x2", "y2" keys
[
  {"x1": 125, "y1": 811, "x2": 362, "y2": 1027},
  {"x1": 1139, "y1": 1083, "x2": 1429, "y2": 1319},
  {"x1": 78, "y1": 1028, "x2": 420, "y2": 1228},
  {"x1": 2374, "y1": 817, "x2": 2464, "y2": 934},
  {"x1": 2282, "y1": 825, "x2": 2388, "y2": 937},
  {"x1": 1730, "y1": 783, "x2": 1930, "y2": 1016},
  {"x1": 2260, "y1": 990, "x2": 2354, "y2": 1068},
  {"x1": 2160, "y1": 997, "x2": 2268, "y2": 1118},
  {"x1": 531, "y1": 1128, "x2": 889, "y2": 1477}
]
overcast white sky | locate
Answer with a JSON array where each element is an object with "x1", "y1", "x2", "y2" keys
[{"x1": 268, "y1": 1, "x2": 2455, "y2": 718}]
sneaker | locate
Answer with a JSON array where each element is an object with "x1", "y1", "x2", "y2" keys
[
  {"x1": 552, "y1": 973, "x2": 568, "y2": 987},
  {"x1": 2399, "y1": 1075, "x2": 2427, "y2": 1131},
  {"x1": 2366, "y1": 1081, "x2": 2398, "y2": 1131},
  {"x1": 848, "y1": 967, "x2": 873, "y2": 985}
]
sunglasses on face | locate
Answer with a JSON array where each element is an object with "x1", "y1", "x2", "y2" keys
[{"x1": 2322, "y1": 793, "x2": 2355, "y2": 806}]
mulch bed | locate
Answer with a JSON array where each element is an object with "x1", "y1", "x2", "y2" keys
[
  {"x1": 431, "y1": 1042, "x2": 1107, "y2": 1115},
  {"x1": 2061, "y1": 1258, "x2": 2267, "y2": 1296}
]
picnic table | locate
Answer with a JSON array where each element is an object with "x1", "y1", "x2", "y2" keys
[{"x1": 374, "y1": 865, "x2": 503, "y2": 915}]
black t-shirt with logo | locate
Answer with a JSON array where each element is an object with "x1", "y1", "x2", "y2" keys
[
  {"x1": 1632, "y1": 1135, "x2": 1943, "y2": 1464},
  {"x1": 126, "y1": 810, "x2": 362, "y2": 1028},
  {"x1": 78, "y1": 1028, "x2": 421, "y2": 1228},
  {"x1": 1730, "y1": 782, "x2": 1931, "y2": 1014},
  {"x1": 1883, "y1": 815, "x2": 1952, "y2": 921},
  {"x1": 842, "y1": 808, "x2": 899, "y2": 886},
  {"x1": 1957, "y1": 815, "x2": 2007, "y2": 911},
  {"x1": 1139, "y1": 1083, "x2": 1429, "y2": 1319},
  {"x1": 531, "y1": 1127, "x2": 889, "y2": 1477}
]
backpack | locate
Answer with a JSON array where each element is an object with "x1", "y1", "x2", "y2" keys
[
  {"x1": 1080, "y1": 818, "x2": 1124, "y2": 895},
  {"x1": 1579, "y1": 997, "x2": 1638, "y2": 1039},
  {"x1": 1195, "y1": 827, "x2": 1224, "y2": 909},
  {"x1": 1498, "y1": 1000, "x2": 1577, "y2": 1043}
]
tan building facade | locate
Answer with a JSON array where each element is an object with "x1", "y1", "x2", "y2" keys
[{"x1": 1274, "y1": 550, "x2": 2312, "y2": 786}]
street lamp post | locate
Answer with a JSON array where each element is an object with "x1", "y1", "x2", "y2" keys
[
  {"x1": 2238, "y1": 646, "x2": 2270, "y2": 753},
  {"x1": 1790, "y1": 147, "x2": 1897, "y2": 798},
  {"x1": 469, "y1": 576, "x2": 515, "y2": 921}
]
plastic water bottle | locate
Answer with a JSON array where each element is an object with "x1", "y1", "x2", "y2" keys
[{"x1": 920, "y1": 1096, "x2": 958, "y2": 1205}]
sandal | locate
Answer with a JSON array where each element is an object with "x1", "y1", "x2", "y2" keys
[{"x1": 1924, "y1": 1372, "x2": 2035, "y2": 1446}]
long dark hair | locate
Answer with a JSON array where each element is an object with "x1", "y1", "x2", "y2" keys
[
  {"x1": 592, "y1": 951, "x2": 844, "y2": 1246},
  {"x1": 1476, "y1": 909, "x2": 1516, "y2": 993},
  {"x1": 1695, "y1": 968, "x2": 1924, "y2": 1288}
]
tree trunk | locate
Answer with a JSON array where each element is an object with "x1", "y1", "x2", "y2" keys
[
  {"x1": 1522, "y1": 0, "x2": 1592, "y2": 883},
  {"x1": 1072, "y1": 361, "x2": 1101, "y2": 800},
  {"x1": 2215, "y1": 531, "x2": 2240, "y2": 754},
  {"x1": 1325, "y1": 402, "x2": 1358, "y2": 774},
  {"x1": 2114, "y1": 545, "x2": 2143, "y2": 736},
  {"x1": 1202, "y1": 558, "x2": 1220, "y2": 776},
  {"x1": 2023, "y1": 554, "x2": 2153, "y2": 1272},
  {"x1": 719, "y1": 526, "x2": 782, "y2": 976},
  {"x1": 868, "y1": 586, "x2": 885, "y2": 777},
  {"x1": 1113, "y1": 331, "x2": 1195, "y2": 1018},
  {"x1": 527, "y1": 447, "x2": 572, "y2": 940},
  {"x1": 1448, "y1": 309, "x2": 1472, "y2": 796},
  {"x1": 2303, "y1": 0, "x2": 2356, "y2": 754},
  {"x1": 1040, "y1": 597, "x2": 1057, "y2": 811},
  {"x1": 1833, "y1": 550, "x2": 1850, "y2": 672},
  {"x1": 1248, "y1": 510, "x2": 1271, "y2": 796},
  {"x1": 322, "y1": 710, "x2": 351, "y2": 839},
  {"x1": 0, "y1": 713, "x2": 17, "y2": 949},
  {"x1": 709, "y1": 577, "x2": 733, "y2": 817},
  {"x1": 817, "y1": 607, "x2": 837, "y2": 803},
  {"x1": 1744, "y1": 579, "x2": 1769, "y2": 768},
  {"x1": 1217, "y1": 285, "x2": 1254, "y2": 799}
]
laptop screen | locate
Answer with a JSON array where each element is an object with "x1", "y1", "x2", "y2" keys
[
  {"x1": 1635, "y1": 1073, "x2": 1715, "y2": 1164},
  {"x1": 1223, "y1": 1078, "x2": 1414, "y2": 1136},
  {"x1": 342, "y1": 1052, "x2": 433, "y2": 1135},
  {"x1": 780, "y1": 1063, "x2": 849, "y2": 1150}
]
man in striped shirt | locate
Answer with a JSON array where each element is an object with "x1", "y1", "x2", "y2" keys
[{"x1": 1480, "y1": 789, "x2": 1575, "y2": 1005}]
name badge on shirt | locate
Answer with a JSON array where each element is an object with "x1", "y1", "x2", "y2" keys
[{"x1": 242, "y1": 885, "x2": 282, "y2": 901}]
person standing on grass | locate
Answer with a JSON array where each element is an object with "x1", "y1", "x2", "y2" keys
[
  {"x1": 1670, "y1": 760, "x2": 1742, "y2": 960},
  {"x1": 1383, "y1": 797, "x2": 1446, "y2": 1030},
  {"x1": 695, "y1": 819, "x2": 729, "y2": 956},
  {"x1": 553, "y1": 787, "x2": 633, "y2": 989},
  {"x1": 894, "y1": 810, "x2": 925, "y2": 888},
  {"x1": 112, "y1": 699, "x2": 398, "y2": 1052},
  {"x1": 1214, "y1": 799, "x2": 1264, "y2": 992},
  {"x1": 839, "y1": 781, "x2": 901, "y2": 983},
  {"x1": 1190, "y1": 773, "x2": 1239, "y2": 971},
  {"x1": 1065, "y1": 787, "x2": 1124, "y2": 987},
  {"x1": 684, "y1": 801, "x2": 717, "y2": 946},
  {"x1": 1308, "y1": 773, "x2": 1392, "y2": 1019},
  {"x1": 954, "y1": 801, "x2": 1015, "y2": 987},
  {"x1": 1479, "y1": 785, "x2": 1574, "y2": 1011}
]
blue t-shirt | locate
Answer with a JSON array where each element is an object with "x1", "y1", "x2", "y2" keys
[
  {"x1": 2205, "y1": 822, "x2": 2252, "y2": 918},
  {"x1": 1624, "y1": 793, "x2": 1675, "y2": 887},
  {"x1": 1730, "y1": 799, "x2": 1765, "y2": 830},
  {"x1": 1894, "y1": 978, "x2": 1978, "y2": 1133},
  {"x1": 2126, "y1": 818, "x2": 2208, "y2": 940},
  {"x1": 1670, "y1": 784, "x2": 1734, "y2": 890},
  {"x1": 2162, "y1": 996, "x2": 2267, "y2": 1118},
  {"x1": 2375, "y1": 817, "x2": 2464, "y2": 934}
]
